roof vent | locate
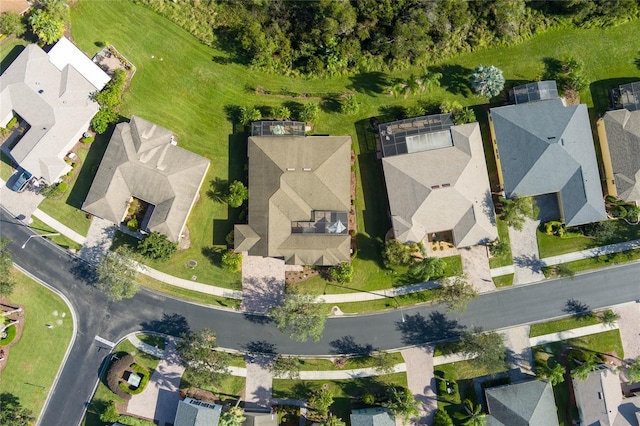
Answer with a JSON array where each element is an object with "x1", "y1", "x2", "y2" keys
[
  {"x1": 442, "y1": 183, "x2": 451, "y2": 188},
  {"x1": 431, "y1": 185, "x2": 440, "y2": 190},
  {"x1": 38, "y1": 89, "x2": 44, "y2": 94},
  {"x1": 547, "y1": 136, "x2": 555, "y2": 140},
  {"x1": 286, "y1": 168, "x2": 295, "y2": 171},
  {"x1": 303, "y1": 168, "x2": 312, "y2": 171}
]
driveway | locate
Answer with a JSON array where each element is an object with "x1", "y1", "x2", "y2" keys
[
  {"x1": 244, "y1": 356, "x2": 273, "y2": 409},
  {"x1": 502, "y1": 326, "x2": 534, "y2": 382},
  {"x1": 127, "y1": 339, "x2": 185, "y2": 426},
  {"x1": 459, "y1": 245, "x2": 494, "y2": 293},
  {"x1": 79, "y1": 217, "x2": 117, "y2": 263},
  {"x1": 616, "y1": 302, "x2": 640, "y2": 362},
  {"x1": 508, "y1": 217, "x2": 544, "y2": 284},
  {"x1": 401, "y1": 347, "x2": 437, "y2": 425},
  {"x1": 241, "y1": 254, "x2": 285, "y2": 314},
  {"x1": 0, "y1": 178, "x2": 43, "y2": 221}
]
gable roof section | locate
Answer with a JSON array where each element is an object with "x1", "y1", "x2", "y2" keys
[
  {"x1": 485, "y1": 380, "x2": 559, "y2": 426},
  {"x1": 491, "y1": 99, "x2": 606, "y2": 226},
  {"x1": 82, "y1": 116, "x2": 210, "y2": 242},
  {"x1": 602, "y1": 109, "x2": 640, "y2": 203},
  {"x1": 381, "y1": 122, "x2": 497, "y2": 246},
  {"x1": 0, "y1": 39, "x2": 108, "y2": 182},
  {"x1": 350, "y1": 407, "x2": 395, "y2": 426},
  {"x1": 235, "y1": 135, "x2": 351, "y2": 265},
  {"x1": 174, "y1": 397, "x2": 222, "y2": 426}
]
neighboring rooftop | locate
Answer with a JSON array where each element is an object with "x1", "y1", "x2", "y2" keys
[
  {"x1": 234, "y1": 135, "x2": 351, "y2": 266},
  {"x1": 243, "y1": 412, "x2": 278, "y2": 426},
  {"x1": 350, "y1": 407, "x2": 395, "y2": 426},
  {"x1": 490, "y1": 98, "x2": 606, "y2": 226},
  {"x1": 378, "y1": 113, "x2": 454, "y2": 157},
  {"x1": 381, "y1": 119, "x2": 497, "y2": 246},
  {"x1": 82, "y1": 116, "x2": 210, "y2": 242},
  {"x1": 48, "y1": 37, "x2": 111, "y2": 91},
  {"x1": 0, "y1": 38, "x2": 109, "y2": 183},
  {"x1": 572, "y1": 366, "x2": 640, "y2": 426},
  {"x1": 599, "y1": 108, "x2": 640, "y2": 204},
  {"x1": 616, "y1": 81, "x2": 640, "y2": 111},
  {"x1": 485, "y1": 380, "x2": 559, "y2": 426},
  {"x1": 174, "y1": 397, "x2": 222, "y2": 426},
  {"x1": 251, "y1": 121, "x2": 306, "y2": 137},
  {"x1": 0, "y1": 0, "x2": 29, "y2": 14},
  {"x1": 511, "y1": 80, "x2": 559, "y2": 104}
]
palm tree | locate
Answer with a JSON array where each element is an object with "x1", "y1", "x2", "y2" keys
[
  {"x1": 382, "y1": 387, "x2": 420, "y2": 425},
  {"x1": 455, "y1": 399, "x2": 486, "y2": 426},
  {"x1": 386, "y1": 80, "x2": 405, "y2": 97},
  {"x1": 418, "y1": 70, "x2": 442, "y2": 92},
  {"x1": 402, "y1": 75, "x2": 420, "y2": 98},
  {"x1": 409, "y1": 257, "x2": 446, "y2": 281}
]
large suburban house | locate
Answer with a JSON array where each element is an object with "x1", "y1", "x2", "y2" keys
[
  {"x1": 379, "y1": 114, "x2": 497, "y2": 247},
  {"x1": 234, "y1": 132, "x2": 351, "y2": 266},
  {"x1": 598, "y1": 81, "x2": 640, "y2": 205},
  {"x1": 573, "y1": 366, "x2": 640, "y2": 426},
  {"x1": 83, "y1": 116, "x2": 210, "y2": 243},
  {"x1": 0, "y1": 37, "x2": 110, "y2": 183},
  {"x1": 484, "y1": 380, "x2": 559, "y2": 426},
  {"x1": 489, "y1": 81, "x2": 606, "y2": 226},
  {"x1": 173, "y1": 397, "x2": 222, "y2": 426}
]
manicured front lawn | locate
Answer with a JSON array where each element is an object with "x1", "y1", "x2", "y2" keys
[
  {"x1": 294, "y1": 353, "x2": 404, "y2": 371},
  {"x1": 333, "y1": 288, "x2": 440, "y2": 314},
  {"x1": 181, "y1": 369, "x2": 245, "y2": 397},
  {"x1": 488, "y1": 219, "x2": 512, "y2": 268},
  {"x1": 0, "y1": 269, "x2": 73, "y2": 419},
  {"x1": 542, "y1": 247, "x2": 640, "y2": 278},
  {"x1": 492, "y1": 273, "x2": 513, "y2": 287},
  {"x1": 27, "y1": 217, "x2": 82, "y2": 251},
  {"x1": 272, "y1": 373, "x2": 407, "y2": 422},
  {"x1": 529, "y1": 315, "x2": 602, "y2": 338},
  {"x1": 537, "y1": 229, "x2": 593, "y2": 259}
]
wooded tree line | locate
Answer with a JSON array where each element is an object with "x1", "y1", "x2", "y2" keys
[{"x1": 138, "y1": 0, "x2": 639, "y2": 77}]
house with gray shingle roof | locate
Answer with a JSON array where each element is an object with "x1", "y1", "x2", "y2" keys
[
  {"x1": 0, "y1": 37, "x2": 109, "y2": 183},
  {"x1": 82, "y1": 116, "x2": 210, "y2": 243},
  {"x1": 598, "y1": 82, "x2": 640, "y2": 205},
  {"x1": 484, "y1": 380, "x2": 559, "y2": 426},
  {"x1": 380, "y1": 116, "x2": 497, "y2": 247},
  {"x1": 350, "y1": 407, "x2": 395, "y2": 426},
  {"x1": 234, "y1": 135, "x2": 351, "y2": 266},
  {"x1": 489, "y1": 87, "x2": 606, "y2": 226},
  {"x1": 173, "y1": 397, "x2": 222, "y2": 426},
  {"x1": 573, "y1": 366, "x2": 640, "y2": 426}
]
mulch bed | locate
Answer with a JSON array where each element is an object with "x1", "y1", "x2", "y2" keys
[
  {"x1": 0, "y1": 300, "x2": 26, "y2": 375},
  {"x1": 286, "y1": 266, "x2": 322, "y2": 284}
]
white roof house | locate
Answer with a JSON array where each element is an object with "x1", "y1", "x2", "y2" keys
[{"x1": 0, "y1": 37, "x2": 109, "y2": 183}]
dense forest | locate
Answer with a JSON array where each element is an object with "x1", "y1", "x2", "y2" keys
[{"x1": 137, "y1": 0, "x2": 639, "y2": 77}]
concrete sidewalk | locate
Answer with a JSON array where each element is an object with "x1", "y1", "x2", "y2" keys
[{"x1": 32, "y1": 209, "x2": 86, "y2": 244}]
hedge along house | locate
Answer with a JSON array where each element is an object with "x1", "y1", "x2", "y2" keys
[
  {"x1": 82, "y1": 116, "x2": 210, "y2": 243},
  {"x1": 489, "y1": 81, "x2": 606, "y2": 226},
  {"x1": 234, "y1": 130, "x2": 351, "y2": 266},
  {"x1": 379, "y1": 114, "x2": 498, "y2": 250},
  {"x1": 598, "y1": 81, "x2": 640, "y2": 205},
  {"x1": 0, "y1": 37, "x2": 110, "y2": 183}
]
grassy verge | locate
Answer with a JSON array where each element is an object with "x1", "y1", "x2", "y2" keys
[
  {"x1": 138, "y1": 334, "x2": 166, "y2": 350},
  {"x1": 136, "y1": 273, "x2": 241, "y2": 310},
  {"x1": 114, "y1": 339, "x2": 161, "y2": 373},
  {"x1": 273, "y1": 373, "x2": 407, "y2": 421},
  {"x1": 529, "y1": 315, "x2": 602, "y2": 337},
  {"x1": 293, "y1": 353, "x2": 404, "y2": 371},
  {"x1": 331, "y1": 288, "x2": 439, "y2": 314},
  {"x1": 27, "y1": 217, "x2": 82, "y2": 251},
  {"x1": 181, "y1": 369, "x2": 245, "y2": 397},
  {"x1": 537, "y1": 229, "x2": 592, "y2": 259},
  {"x1": 492, "y1": 273, "x2": 513, "y2": 287},
  {"x1": 0, "y1": 269, "x2": 73, "y2": 419},
  {"x1": 488, "y1": 219, "x2": 512, "y2": 268},
  {"x1": 542, "y1": 248, "x2": 640, "y2": 278}
]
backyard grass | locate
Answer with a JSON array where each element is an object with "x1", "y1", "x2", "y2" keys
[
  {"x1": 488, "y1": 219, "x2": 512, "y2": 268},
  {"x1": 529, "y1": 315, "x2": 602, "y2": 338},
  {"x1": 542, "y1": 247, "x2": 640, "y2": 278},
  {"x1": 0, "y1": 2, "x2": 630, "y2": 298},
  {"x1": 0, "y1": 268, "x2": 73, "y2": 420},
  {"x1": 27, "y1": 217, "x2": 82, "y2": 251},
  {"x1": 492, "y1": 273, "x2": 513, "y2": 287},
  {"x1": 272, "y1": 373, "x2": 407, "y2": 421}
]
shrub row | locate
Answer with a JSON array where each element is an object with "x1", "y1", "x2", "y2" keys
[{"x1": 106, "y1": 353, "x2": 134, "y2": 400}]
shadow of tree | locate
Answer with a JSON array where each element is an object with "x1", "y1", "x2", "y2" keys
[
  {"x1": 397, "y1": 311, "x2": 466, "y2": 346},
  {"x1": 320, "y1": 96, "x2": 342, "y2": 113},
  {"x1": 541, "y1": 57, "x2": 563, "y2": 81},
  {"x1": 68, "y1": 257, "x2": 97, "y2": 285},
  {"x1": 348, "y1": 72, "x2": 389, "y2": 96},
  {"x1": 329, "y1": 335, "x2": 376, "y2": 356},
  {"x1": 207, "y1": 177, "x2": 229, "y2": 203},
  {"x1": 563, "y1": 299, "x2": 594, "y2": 320},
  {"x1": 140, "y1": 313, "x2": 190, "y2": 337},
  {"x1": 378, "y1": 105, "x2": 406, "y2": 122},
  {"x1": 428, "y1": 64, "x2": 472, "y2": 96},
  {"x1": 513, "y1": 254, "x2": 544, "y2": 274},
  {"x1": 202, "y1": 246, "x2": 224, "y2": 266}
]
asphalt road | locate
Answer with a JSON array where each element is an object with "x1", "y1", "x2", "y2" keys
[{"x1": 1, "y1": 207, "x2": 640, "y2": 426}]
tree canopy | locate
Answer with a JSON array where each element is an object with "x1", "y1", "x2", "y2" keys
[
  {"x1": 500, "y1": 196, "x2": 539, "y2": 231},
  {"x1": 0, "y1": 393, "x2": 34, "y2": 426},
  {"x1": 0, "y1": 12, "x2": 26, "y2": 36},
  {"x1": 138, "y1": 232, "x2": 177, "y2": 262},
  {"x1": 95, "y1": 248, "x2": 139, "y2": 301},
  {"x1": 458, "y1": 327, "x2": 507, "y2": 371},
  {"x1": 28, "y1": 9, "x2": 64, "y2": 45},
  {"x1": 270, "y1": 290, "x2": 326, "y2": 342},
  {"x1": 439, "y1": 276, "x2": 477, "y2": 312},
  {"x1": 470, "y1": 65, "x2": 505, "y2": 99},
  {"x1": 176, "y1": 328, "x2": 231, "y2": 388},
  {"x1": 382, "y1": 387, "x2": 420, "y2": 425},
  {"x1": 0, "y1": 238, "x2": 16, "y2": 298},
  {"x1": 227, "y1": 180, "x2": 248, "y2": 208}
]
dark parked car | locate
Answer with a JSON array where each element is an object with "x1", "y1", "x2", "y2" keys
[{"x1": 10, "y1": 170, "x2": 32, "y2": 193}]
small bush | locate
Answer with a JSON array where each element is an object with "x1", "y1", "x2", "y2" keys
[
  {"x1": 0, "y1": 323, "x2": 17, "y2": 346},
  {"x1": 81, "y1": 136, "x2": 95, "y2": 144},
  {"x1": 222, "y1": 250, "x2": 242, "y2": 272},
  {"x1": 100, "y1": 401, "x2": 120, "y2": 423},
  {"x1": 115, "y1": 415, "x2": 157, "y2": 426},
  {"x1": 4, "y1": 116, "x2": 18, "y2": 129},
  {"x1": 127, "y1": 217, "x2": 138, "y2": 231},
  {"x1": 225, "y1": 230, "x2": 235, "y2": 247},
  {"x1": 138, "y1": 232, "x2": 177, "y2": 262},
  {"x1": 333, "y1": 356, "x2": 347, "y2": 369},
  {"x1": 362, "y1": 392, "x2": 376, "y2": 405},
  {"x1": 329, "y1": 262, "x2": 353, "y2": 284},
  {"x1": 40, "y1": 182, "x2": 67, "y2": 198}
]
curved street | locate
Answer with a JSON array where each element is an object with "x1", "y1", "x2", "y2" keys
[{"x1": 2, "y1": 207, "x2": 640, "y2": 426}]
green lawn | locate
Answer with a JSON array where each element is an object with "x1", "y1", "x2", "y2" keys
[
  {"x1": 294, "y1": 353, "x2": 404, "y2": 371},
  {"x1": 529, "y1": 315, "x2": 602, "y2": 338},
  {"x1": 542, "y1": 247, "x2": 640, "y2": 278},
  {"x1": 492, "y1": 273, "x2": 514, "y2": 287},
  {"x1": 27, "y1": 217, "x2": 82, "y2": 252},
  {"x1": 537, "y1": 229, "x2": 593, "y2": 259},
  {"x1": 489, "y1": 219, "x2": 513, "y2": 268},
  {"x1": 181, "y1": 369, "x2": 245, "y2": 397},
  {"x1": 332, "y1": 288, "x2": 440, "y2": 314},
  {"x1": 272, "y1": 373, "x2": 407, "y2": 422},
  {"x1": 0, "y1": 269, "x2": 73, "y2": 420}
]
